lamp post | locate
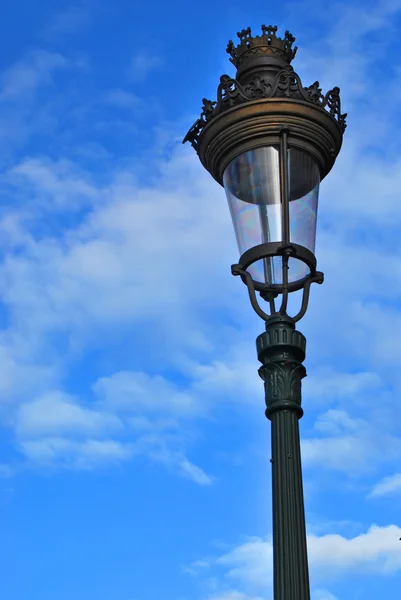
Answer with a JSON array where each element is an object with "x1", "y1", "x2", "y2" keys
[{"x1": 183, "y1": 24, "x2": 346, "y2": 600}]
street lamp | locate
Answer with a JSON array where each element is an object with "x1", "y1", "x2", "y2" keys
[{"x1": 183, "y1": 24, "x2": 346, "y2": 600}]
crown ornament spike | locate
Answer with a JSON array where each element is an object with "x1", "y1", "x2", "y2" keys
[{"x1": 238, "y1": 27, "x2": 252, "y2": 42}]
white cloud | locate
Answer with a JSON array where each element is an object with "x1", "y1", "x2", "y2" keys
[
  {"x1": 20, "y1": 437, "x2": 133, "y2": 470},
  {"x1": 42, "y1": 7, "x2": 89, "y2": 38},
  {"x1": 203, "y1": 524, "x2": 401, "y2": 595},
  {"x1": 303, "y1": 370, "x2": 382, "y2": 407},
  {"x1": 0, "y1": 148, "x2": 237, "y2": 347},
  {"x1": 104, "y1": 89, "x2": 141, "y2": 110},
  {"x1": 11, "y1": 375, "x2": 213, "y2": 483},
  {"x1": 133, "y1": 427, "x2": 213, "y2": 485},
  {"x1": 308, "y1": 524, "x2": 401, "y2": 577},
  {"x1": 183, "y1": 559, "x2": 211, "y2": 576},
  {"x1": 208, "y1": 592, "x2": 265, "y2": 600},
  {"x1": 93, "y1": 371, "x2": 201, "y2": 418},
  {"x1": 0, "y1": 341, "x2": 54, "y2": 406},
  {"x1": 312, "y1": 591, "x2": 338, "y2": 600},
  {"x1": 302, "y1": 408, "x2": 401, "y2": 476},
  {"x1": 294, "y1": 0, "x2": 401, "y2": 114},
  {"x1": 16, "y1": 391, "x2": 122, "y2": 437},
  {"x1": 302, "y1": 434, "x2": 371, "y2": 474},
  {"x1": 17, "y1": 415, "x2": 212, "y2": 483},
  {"x1": 190, "y1": 352, "x2": 263, "y2": 406},
  {"x1": 0, "y1": 50, "x2": 68, "y2": 101},
  {"x1": 129, "y1": 52, "x2": 163, "y2": 81},
  {"x1": 370, "y1": 473, "x2": 401, "y2": 497},
  {"x1": 14, "y1": 391, "x2": 132, "y2": 471},
  {"x1": 178, "y1": 457, "x2": 213, "y2": 486},
  {"x1": 6, "y1": 157, "x2": 98, "y2": 210},
  {"x1": 313, "y1": 410, "x2": 363, "y2": 436},
  {"x1": 0, "y1": 50, "x2": 81, "y2": 157},
  {"x1": 217, "y1": 538, "x2": 273, "y2": 587}
]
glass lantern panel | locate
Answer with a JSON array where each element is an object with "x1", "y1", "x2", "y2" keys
[
  {"x1": 223, "y1": 146, "x2": 320, "y2": 286},
  {"x1": 288, "y1": 147, "x2": 320, "y2": 255}
]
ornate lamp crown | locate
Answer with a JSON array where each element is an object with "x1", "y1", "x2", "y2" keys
[
  {"x1": 227, "y1": 25, "x2": 297, "y2": 68},
  {"x1": 183, "y1": 23, "x2": 346, "y2": 155}
]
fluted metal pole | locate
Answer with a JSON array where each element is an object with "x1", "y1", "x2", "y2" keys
[{"x1": 257, "y1": 315, "x2": 310, "y2": 600}]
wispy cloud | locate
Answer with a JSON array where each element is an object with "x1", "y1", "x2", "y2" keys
[
  {"x1": 370, "y1": 473, "x2": 401, "y2": 497},
  {"x1": 103, "y1": 88, "x2": 141, "y2": 110},
  {"x1": 312, "y1": 591, "x2": 338, "y2": 600},
  {"x1": 129, "y1": 51, "x2": 163, "y2": 81},
  {"x1": 302, "y1": 409, "x2": 401, "y2": 476},
  {"x1": 5, "y1": 157, "x2": 97, "y2": 210},
  {"x1": 16, "y1": 391, "x2": 123, "y2": 438},
  {"x1": 20, "y1": 437, "x2": 134, "y2": 470},
  {"x1": 189, "y1": 524, "x2": 401, "y2": 598},
  {"x1": 207, "y1": 592, "x2": 265, "y2": 600},
  {"x1": 42, "y1": 6, "x2": 89, "y2": 38},
  {"x1": 0, "y1": 50, "x2": 68, "y2": 102},
  {"x1": 94, "y1": 371, "x2": 202, "y2": 418}
]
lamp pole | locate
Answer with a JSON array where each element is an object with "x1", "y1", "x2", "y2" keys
[
  {"x1": 184, "y1": 24, "x2": 346, "y2": 600},
  {"x1": 258, "y1": 315, "x2": 309, "y2": 599}
]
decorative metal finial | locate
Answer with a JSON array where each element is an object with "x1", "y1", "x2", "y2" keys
[{"x1": 226, "y1": 24, "x2": 298, "y2": 69}]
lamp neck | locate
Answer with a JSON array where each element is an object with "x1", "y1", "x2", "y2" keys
[
  {"x1": 235, "y1": 55, "x2": 290, "y2": 88},
  {"x1": 257, "y1": 315, "x2": 307, "y2": 419}
]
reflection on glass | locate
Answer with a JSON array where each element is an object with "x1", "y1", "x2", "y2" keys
[{"x1": 223, "y1": 146, "x2": 320, "y2": 286}]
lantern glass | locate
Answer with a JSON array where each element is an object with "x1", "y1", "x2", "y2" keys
[{"x1": 223, "y1": 146, "x2": 320, "y2": 286}]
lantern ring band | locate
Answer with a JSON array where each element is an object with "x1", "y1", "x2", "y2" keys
[{"x1": 237, "y1": 242, "x2": 317, "y2": 294}]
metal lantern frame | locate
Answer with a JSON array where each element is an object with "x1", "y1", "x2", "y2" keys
[
  {"x1": 184, "y1": 25, "x2": 346, "y2": 323},
  {"x1": 230, "y1": 127, "x2": 324, "y2": 323}
]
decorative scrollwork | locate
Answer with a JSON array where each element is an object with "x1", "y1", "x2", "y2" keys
[
  {"x1": 269, "y1": 65, "x2": 306, "y2": 99},
  {"x1": 320, "y1": 86, "x2": 347, "y2": 132},
  {"x1": 183, "y1": 66, "x2": 347, "y2": 150},
  {"x1": 305, "y1": 81, "x2": 323, "y2": 104},
  {"x1": 182, "y1": 97, "x2": 216, "y2": 150},
  {"x1": 182, "y1": 117, "x2": 205, "y2": 151},
  {"x1": 244, "y1": 75, "x2": 272, "y2": 99},
  {"x1": 214, "y1": 75, "x2": 249, "y2": 112},
  {"x1": 201, "y1": 97, "x2": 216, "y2": 119}
]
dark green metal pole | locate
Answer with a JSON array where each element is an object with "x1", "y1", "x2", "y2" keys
[{"x1": 257, "y1": 315, "x2": 310, "y2": 600}]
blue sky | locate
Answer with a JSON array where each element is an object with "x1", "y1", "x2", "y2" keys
[{"x1": 0, "y1": 1, "x2": 401, "y2": 599}]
